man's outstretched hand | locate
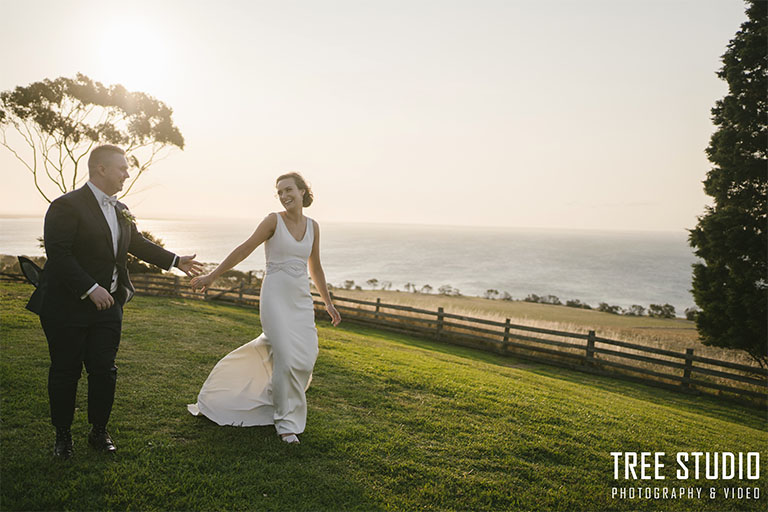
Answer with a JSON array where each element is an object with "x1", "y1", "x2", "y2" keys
[{"x1": 177, "y1": 254, "x2": 204, "y2": 277}]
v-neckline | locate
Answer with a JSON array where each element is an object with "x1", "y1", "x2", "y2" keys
[{"x1": 278, "y1": 212, "x2": 309, "y2": 242}]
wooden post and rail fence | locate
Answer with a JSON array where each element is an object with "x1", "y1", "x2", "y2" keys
[{"x1": 3, "y1": 271, "x2": 766, "y2": 405}]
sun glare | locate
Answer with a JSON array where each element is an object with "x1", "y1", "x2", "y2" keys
[{"x1": 95, "y1": 15, "x2": 177, "y2": 97}]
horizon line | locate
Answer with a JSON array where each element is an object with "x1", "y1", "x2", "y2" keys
[{"x1": 0, "y1": 212, "x2": 691, "y2": 235}]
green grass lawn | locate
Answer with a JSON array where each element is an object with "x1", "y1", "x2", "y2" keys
[{"x1": 1, "y1": 281, "x2": 766, "y2": 511}]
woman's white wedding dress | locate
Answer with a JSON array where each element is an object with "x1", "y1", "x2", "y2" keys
[{"x1": 187, "y1": 213, "x2": 318, "y2": 435}]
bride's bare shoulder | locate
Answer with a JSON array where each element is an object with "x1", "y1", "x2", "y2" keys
[
  {"x1": 254, "y1": 213, "x2": 279, "y2": 236},
  {"x1": 310, "y1": 217, "x2": 320, "y2": 236}
]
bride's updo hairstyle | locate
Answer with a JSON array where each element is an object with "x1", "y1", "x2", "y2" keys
[{"x1": 276, "y1": 172, "x2": 314, "y2": 207}]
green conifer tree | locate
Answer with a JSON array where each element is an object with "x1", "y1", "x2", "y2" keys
[{"x1": 689, "y1": 0, "x2": 767, "y2": 366}]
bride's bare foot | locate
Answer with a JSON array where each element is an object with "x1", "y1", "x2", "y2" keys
[{"x1": 280, "y1": 433, "x2": 300, "y2": 444}]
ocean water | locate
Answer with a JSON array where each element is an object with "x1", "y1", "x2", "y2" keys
[{"x1": 0, "y1": 216, "x2": 699, "y2": 314}]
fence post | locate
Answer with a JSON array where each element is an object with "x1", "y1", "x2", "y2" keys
[
  {"x1": 502, "y1": 318, "x2": 511, "y2": 353},
  {"x1": 586, "y1": 330, "x2": 596, "y2": 364},
  {"x1": 375, "y1": 298, "x2": 381, "y2": 320},
  {"x1": 174, "y1": 275, "x2": 180, "y2": 296},
  {"x1": 239, "y1": 280, "x2": 244, "y2": 303},
  {"x1": 436, "y1": 307, "x2": 444, "y2": 340},
  {"x1": 682, "y1": 348, "x2": 694, "y2": 389},
  {"x1": 247, "y1": 271, "x2": 252, "y2": 285}
]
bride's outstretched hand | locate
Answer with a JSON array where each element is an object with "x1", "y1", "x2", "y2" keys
[
  {"x1": 326, "y1": 304, "x2": 341, "y2": 326},
  {"x1": 190, "y1": 273, "x2": 215, "y2": 292}
]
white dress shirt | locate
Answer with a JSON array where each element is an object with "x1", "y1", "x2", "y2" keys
[
  {"x1": 86, "y1": 181, "x2": 121, "y2": 294},
  {"x1": 81, "y1": 181, "x2": 177, "y2": 299}
]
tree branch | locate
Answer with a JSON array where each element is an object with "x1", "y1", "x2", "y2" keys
[
  {"x1": 29, "y1": 122, "x2": 65, "y2": 195},
  {"x1": 1, "y1": 121, "x2": 51, "y2": 202},
  {"x1": 0, "y1": 126, "x2": 35, "y2": 174},
  {"x1": 35, "y1": 125, "x2": 66, "y2": 194},
  {"x1": 67, "y1": 139, "x2": 94, "y2": 189},
  {"x1": 119, "y1": 144, "x2": 168, "y2": 198},
  {"x1": 44, "y1": 129, "x2": 68, "y2": 192},
  {"x1": 31, "y1": 160, "x2": 53, "y2": 203}
]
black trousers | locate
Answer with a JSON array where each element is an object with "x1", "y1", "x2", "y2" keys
[{"x1": 40, "y1": 303, "x2": 123, "y2": 428}]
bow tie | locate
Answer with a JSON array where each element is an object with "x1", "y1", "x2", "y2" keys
[{"x1": 102, "y1": 196, "x2": 117, "y2": 207}]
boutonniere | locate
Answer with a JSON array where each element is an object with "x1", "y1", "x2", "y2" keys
[{"x1": 119, "y1": 207, "x2": 136, "y2": 224}]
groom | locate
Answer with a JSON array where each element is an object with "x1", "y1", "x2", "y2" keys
[{"x1": 26, "y1": 144, "x2": 203, "y2": 459}]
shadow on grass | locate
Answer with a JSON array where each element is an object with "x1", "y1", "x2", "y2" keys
[
  {"x1": 332, "y1": 321, "x2": 768, "y2": 432},
  {"x1": 3, "y1": 282, "x2": 767, "y2": 512},
  {"x1": 174, "y1": 414, "x2": 382, "y2": 511}
]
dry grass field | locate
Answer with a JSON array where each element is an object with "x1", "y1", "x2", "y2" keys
[{"x1": 328, "y1": 289, "x2": 758, "y2": 368}]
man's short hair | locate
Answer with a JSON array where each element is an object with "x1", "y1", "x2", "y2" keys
[{"x1": 88, "y1": 145, "x2": 126, "y2": 172}]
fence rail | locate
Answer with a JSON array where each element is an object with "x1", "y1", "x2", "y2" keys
[{"x1": 4, "y1": 271, "x2": 766, "y2": 404}]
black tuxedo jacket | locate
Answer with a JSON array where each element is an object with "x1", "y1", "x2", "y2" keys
[{"x1": 26, "y1": 185, "x2": 175, "y2": 322}]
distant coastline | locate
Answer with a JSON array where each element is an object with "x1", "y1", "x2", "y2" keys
[
  {"x1": 0, "y1": 213, "x2": 691, "y2": 235},
  {"x1": 0, "y1": 216, "x2": 699, "y2": 315}
]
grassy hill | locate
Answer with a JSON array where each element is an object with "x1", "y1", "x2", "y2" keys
[{"x1": 1, "y1": 281, "x2": 766, "y2": 511}]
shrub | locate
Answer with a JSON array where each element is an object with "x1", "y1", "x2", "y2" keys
[
  {"x1": 623, "y1": 305, "x2": 646, "y2": 317},
  {"x1": 597, "y1": 302, "x2": 621, "y2": 315},
  {"x1": 565, "y1": 299, "x2": 592, "y2": 310},
  {"x1": 648, "y1": 303, "x2": 676, "y2": 319},
  {"x1": 439, "y1": 285, "x2": 451, "y2": 295},
  {"x1": 684, "y1": 307, "x2": 700, "y2": 321},
  {"x1": 128, "y1": 231, "x2": 166, "y2": 274},
  {"x1": 0, "y1": 254, "x2": 46, "y2": 274}
]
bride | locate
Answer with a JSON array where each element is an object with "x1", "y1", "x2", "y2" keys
[{"x1": 188, "y1": 172, "x2": 341, "y2": 444}]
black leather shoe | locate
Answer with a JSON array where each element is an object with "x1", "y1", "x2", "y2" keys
[
  {"x1": 88, "y1": 425, "x2": 117, "y2": 453},
  {"x1": 53, "y1": 427, "x2": 73, "y2": 459}
]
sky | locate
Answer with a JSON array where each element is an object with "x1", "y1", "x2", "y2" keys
[{"x1": 0, "y1": 0, "x2": 749, "y2": 232}]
